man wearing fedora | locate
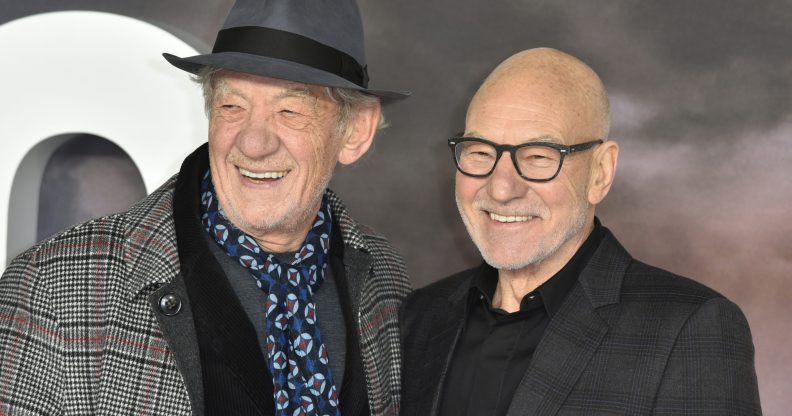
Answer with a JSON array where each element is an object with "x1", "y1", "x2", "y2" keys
[{"x1": 0, "y1": 1, "x2": 409, "y2": 415}]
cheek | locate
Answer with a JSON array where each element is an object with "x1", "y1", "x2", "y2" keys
[
  {"x1": 543, "y1": 175, "x2": 587, "y2": 215},
  {"x1": 208, "y1": 120, "x2": 237, "y2": 158},
  {"x1": 455, "y1": 174, "x2": 481, "y2": 209},
  {"x1": 309, "y1": 133, "x2": 342, "y2": 172}
]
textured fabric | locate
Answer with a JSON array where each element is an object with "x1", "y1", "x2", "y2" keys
[
  {"x1": 440, "y1": 223, "x2": 606, "y2": 416},
  {"x1": 175, "y1": 145, "x2": 368, "y2": 416},
  {"x1": 205, "y1": 233, "x2": 347, "y2": 389},
  {"x1": 401, "y1": 228, "x2": 762, "y2": 416},
  {"x1": 0, "y1": 155, "x2": 410, "y2": 415},
  {"x1": 201, "y1": 172, "x2": 340, "y2": 415}
]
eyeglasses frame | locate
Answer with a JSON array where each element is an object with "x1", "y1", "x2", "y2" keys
[{"x1": 447, "y1": 135, "x2": 604, "y2": 182}]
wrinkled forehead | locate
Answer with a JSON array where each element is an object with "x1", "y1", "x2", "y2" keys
[
  {"x1": 467, "y1": 77, "x2": 603, "y2": 143},
  {"x1": 213, "y1": 70, "x2": 329, "y2": 101}
]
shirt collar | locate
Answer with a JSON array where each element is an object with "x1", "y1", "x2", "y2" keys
[{"x1": 470, "y1": 218, "x2": 606, "y2": 317}]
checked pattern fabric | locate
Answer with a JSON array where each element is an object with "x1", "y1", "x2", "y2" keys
[{"x1": 200, "y1": 171, "x2": 340, "y2": 416}]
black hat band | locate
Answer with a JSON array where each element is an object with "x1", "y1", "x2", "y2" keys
[{"x1": 212, "y1": 26, "x2": 370, "y2": 88}]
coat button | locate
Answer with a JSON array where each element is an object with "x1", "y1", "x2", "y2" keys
[{"x1": 158, "y1": 293, "x2": 182, "y2": 316}]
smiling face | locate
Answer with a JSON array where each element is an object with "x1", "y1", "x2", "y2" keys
[
  {"x1": 455, "y1": 111, "x2": 592, "y2": 272},
  {"x1": 455, "y1": 49, "x2": 617, "y2": 275},
  {"x1": 207, "y1": 71, "x2": 348, "y2": 252}
]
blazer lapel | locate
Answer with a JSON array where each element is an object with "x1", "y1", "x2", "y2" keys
[
  {"x1": 505, "y1": 230, "x2": 629, "y2": 416},
  {"x1": 427, "y1": 279, "x2": 469, "y2": 416},
  {"x1": 505, "y1": 284, "x2": 608, "y2": 416}
]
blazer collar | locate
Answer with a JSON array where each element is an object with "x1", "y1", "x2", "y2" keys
[
  {"x1": 504, "y1": 227, "x2": 632, "y2": 416},
  {"x1": 446, "y1": 226, "x2": 631, "y2": 309},
  {"x1": 436, "y1": 226, "x2": 632, "y2": 416},
  {"x1": 577, "y1": 227, "x2": 631, "y2": 308}
]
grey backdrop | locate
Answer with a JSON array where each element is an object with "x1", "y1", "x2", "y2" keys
[{"x1": 2, "y1": 1, "x2": 790, "y2": 413}]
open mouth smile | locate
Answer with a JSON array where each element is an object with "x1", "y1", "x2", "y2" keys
[
  {"x1": 238, "y1": 167, "x2": 290, "y2": 182},
  {"x1": 488, "y1": 212, "x2": 534, "y2": 223}
]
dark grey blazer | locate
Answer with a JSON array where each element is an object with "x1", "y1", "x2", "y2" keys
[{"x1": 401, "y1": 230, "x2": 761, "y2": 415}]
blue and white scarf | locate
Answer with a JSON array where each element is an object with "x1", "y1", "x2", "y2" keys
[{"x1": 200, "y1": 170, "x2": 340, "y2": 416}]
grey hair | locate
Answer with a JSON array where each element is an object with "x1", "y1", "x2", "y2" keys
[{"x1": 192, "y1": 67, "x2": 386, "y2": 137}]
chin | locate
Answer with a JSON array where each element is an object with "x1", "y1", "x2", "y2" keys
[
  {"x1": 481, "y1": 251, "x2": 536, "y2": 271},
  {"x1": 476, "y1": 235, "x2": 551, "y2": 269}
]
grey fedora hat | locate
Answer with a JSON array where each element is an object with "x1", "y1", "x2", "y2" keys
[{"x1": 163, "y1": 0, "x2": 409, "y2": 102}]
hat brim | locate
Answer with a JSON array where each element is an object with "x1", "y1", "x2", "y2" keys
[{"x1": 163, "y1": 52, "x2": 410, "y2": 104}]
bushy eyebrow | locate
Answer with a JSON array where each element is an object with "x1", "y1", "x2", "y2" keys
[
  {"x1": 213, "y1": 81, "x2": 245, "y2": 102},
  {"x1": 212, "y1": 80, "x2": 319, "y2": 112},
  {"x1": 274, "y1": 85, "x2": 321, "y2": 114},
  {"x1": 275, "y1": 86, "x2": 314, "y2": 100}
]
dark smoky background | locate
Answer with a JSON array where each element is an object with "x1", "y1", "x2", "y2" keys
[{"x1": 2, "y1": 0, "x2": 790, "y2": 412}]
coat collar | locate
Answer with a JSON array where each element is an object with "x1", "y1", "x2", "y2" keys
[
  {"x1": 123, "y1": 174, "x2": 182, "y2": 298},
  {"x1": 326, "y1": 187, "x2": 370, "y2": 254}
]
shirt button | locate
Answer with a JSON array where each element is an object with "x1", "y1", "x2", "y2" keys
[{"x1": 159, "y1": 293, "x2": 182, "y2": 316}]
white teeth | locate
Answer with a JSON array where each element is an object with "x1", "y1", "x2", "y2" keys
[
  {"x1": 239, "y1": 167, "x2": 289, "y2": 179},
  {"x1": 489, "y1": 212, "x2": 533, "y2": 223}
]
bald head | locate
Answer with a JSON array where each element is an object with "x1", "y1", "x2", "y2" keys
[
  {"x1": 455, "y1": 47, "x2": 620, "y2": 281},
  {"x1": 469, "y1": 48, "x2": 610, "y2": 140}
]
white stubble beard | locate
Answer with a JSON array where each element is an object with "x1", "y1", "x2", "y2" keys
[{"x1": 455, "y1": 187, "x2": 589, "y2": 271}]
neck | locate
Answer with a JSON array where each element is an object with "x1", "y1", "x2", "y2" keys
[
  {"x1": 492, "y1": 220, "x2": 594, "y2": 313},
  {"x1": 491, "y1": 272, "x2": 546, "y2": 313},
  {"x1": 242, "y1": 203, "x2": 323, "y2": 254},
  {"x1": 253, "y1": 232, "x2": 308, "y2": 253},
  {"x1": 242, "y1": 211, "x2": 320, "y2": 254}
]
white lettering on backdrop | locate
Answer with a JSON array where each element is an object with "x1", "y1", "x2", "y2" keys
[{"x1": 0, "y1": 11, "x2": 207, "y2": 266}]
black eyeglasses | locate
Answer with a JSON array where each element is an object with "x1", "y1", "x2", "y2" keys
[{"x1": 447, "y1": 135, "x2": 603, "y2": 182}]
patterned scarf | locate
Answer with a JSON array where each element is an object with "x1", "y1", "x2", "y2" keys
[{"x1": 200, "y1": 171, "x2": 340, "y2": 416}]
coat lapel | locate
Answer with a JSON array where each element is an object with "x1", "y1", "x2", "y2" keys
[
  {"x1": 148, "y1": 274, "x2": 204, "y2": 416},
  {"x1": 329, "y1": 222, "x2": 373, "y2": 414},
  {"x1": 340, "y1": 244, "x2": 371, "y2": 322},
  {"x1": 505, "y1": 231, "x2": 629, "y2": 416},
  {"x1": 123, "y1": 175, "x2": 200, "y2": 413},
  {"x1": 172, "y1": 144, "x2": 273, "y2": 414}
]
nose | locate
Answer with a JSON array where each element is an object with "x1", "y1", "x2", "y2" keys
[
  {"x1": 486, "y1": 152, "x2": 527, "y2": 203},
  {"x1": 235, "y1": 111, "x2": 281, "y2": 159}
]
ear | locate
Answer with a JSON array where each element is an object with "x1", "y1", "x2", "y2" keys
[
  {"x1": 587, "y1": 139, "x2": 619, "y2": 205},
  {"x1": 337, "y1": 101, "x2": 381, "y2": 165}
]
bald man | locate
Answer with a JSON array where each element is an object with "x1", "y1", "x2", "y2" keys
[{"x1": 400, "y1": 48, "x2": 761, "y2": 416}]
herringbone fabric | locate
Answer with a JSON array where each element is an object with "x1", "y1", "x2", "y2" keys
[
  {"x1": 329, "y1": 194, "x2": 411, "y2": 416},
  {"x1": 0, "y1": 171, "x2": 410, "y2": 415}
]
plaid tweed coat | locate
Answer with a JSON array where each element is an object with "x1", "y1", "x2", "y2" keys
[
  {"x1": 0, "y1": 172, "x2": 410, "y2": 415},
  {"x1": 401, "y1": 228, "x2": 762, "y2": 415}
]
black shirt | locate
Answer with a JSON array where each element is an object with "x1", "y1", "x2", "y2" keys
[{"x1": 439, "y1": 221, "x2": 605, "y2": 416}]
